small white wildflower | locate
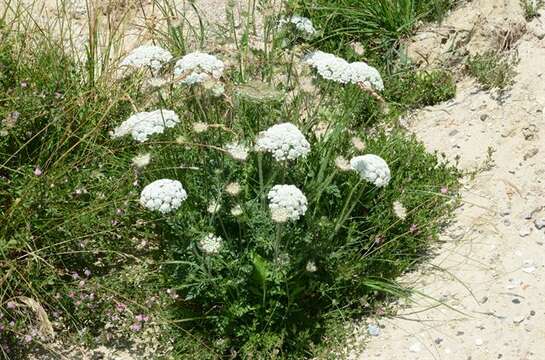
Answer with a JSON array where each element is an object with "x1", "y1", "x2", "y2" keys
[
  {"x1": 256, "y1": 123, "x2": 310, "y2": 161},
  {"x1": 306, "y1": 261, "x2": 317, "y2": 273},
  {"x1": 305, "y1": 51, "x2": 384, "y2": 91},
  {"x1": 225, "y1": 182, "x2": 241, "y2": 196},
  {"x1": 145, "y1": 77, "x2": 168, "y2": 88},
  {"x1": 335, "y1": 156, "x2": 351, "y2": 171},
  {"x1": 174, "y1": 52, "x2": 224, "y2": 85},
  {"x1": 268, "y1": 184, "x2": 308, "y2": 223},
  {"x1": 139, "y1": 179, "x2": 187, "y2": 213},
  {"x1": 192, "y1": 122, "x2": 209, "y2": 133},
  {"x1": 350, "y1": 154, "x2": 391, "y2": 187},
  {"x1": 351, "y1": 136, "x2": 366, "y2": 151},
  {"x1": 198, "y1": 233, "x2": 223, "y2": 255},
  {"x1": 112, "y1": 109, "x2": 179, "y2": 142},
  {"x1": 207, "y1": 200, "x2": 221, "y2": 214},
  {"x1": 225, "y1": 143, "x2": 249, "y2": 161},
  {"x1": 348, "y1": 62, "x2": 384, "y2": 92},
  {"x1": 230, "y1": 205, "x2": 243, "y2": 217},
  {"x1": 393, "y1": 200, "x2": 407, "y2": 221},
  {"x1": 278, "y1": 15, "x2": 317, "y2": 38},
  {"x1": 120, "y1": 45, "x2": 173, "y2": 71},
  {"x1": 305, "y1": 51, "x2": 351, "y2": 84},
  {"x1": 132, "y1": 153, "x2": 151, "y2": 169}
]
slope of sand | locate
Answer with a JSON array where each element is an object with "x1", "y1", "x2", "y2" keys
[{"x1": 357, "y1": 1, "x2": 545, "y2": 359}]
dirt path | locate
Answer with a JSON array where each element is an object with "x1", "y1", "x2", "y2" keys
[{"x1": 356, "y1": 1, "x2": 545, "y2": 359}]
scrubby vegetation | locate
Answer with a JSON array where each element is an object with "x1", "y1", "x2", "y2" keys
[
  {"x1": 466, "y1": 51, "x2": 518, "y2": 90},
  {"x1": 1, "y1": 1, "x2": 459, "y2": 358}
]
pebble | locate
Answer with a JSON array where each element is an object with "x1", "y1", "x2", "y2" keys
[
  {"x1": 535, "y1": 219, "x2": 545, "y2": 230},
  {"x1": 519, "y1": 228, "x2": 531, "y2": 237},
  {"x1": 512, "y1": 298, "x2": 521, "y2": 304},
  {"x1": 513, "y1": 316, "x2": 525, "y2": 324},
  {"x1": 522, "y1": 261, "x2": 536, "y2": 273},
  {"x1": 409, "y1": 342, "x2": 422, "y2": 353},
  {"x1": 367, "y1": 324, "x2": 380, "y2": 337},
  {"x1": 475, "y1": 338, "x2": 484, "y2": 346},
  {"x1": 435, "y1": 337, "x2": 444, "y2": 345}
]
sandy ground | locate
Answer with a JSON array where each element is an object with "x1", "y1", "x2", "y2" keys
[{"x1": 356, "y1": 1, "x2": 545, "y2": 359}]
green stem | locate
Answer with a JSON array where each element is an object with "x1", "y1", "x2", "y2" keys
[{"x1": 331, "y1": 179, "x2": 364, "y2": 238}]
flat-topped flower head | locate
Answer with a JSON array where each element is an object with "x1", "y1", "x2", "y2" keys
[
  {"x1": 350, "y1": 154, "x2": 391, "y2": 187},
  {"x1": 256, "y1": 123, "x2": 310, "y2": 161},
  {"x1": 267, "y1": 184, "x2": 308, "y2": 223},
  {"x1": 112, "y1": 109, "x2": 179, "y2": 142},
  {"x1": 140, "y1": 179, "x2": 187, "y2": 213},
  {"x1": 348, "y1": 62, "x2": 384, "y2": 91},
  {"x1": 305, "y1": 51, "x2": 351, "y2": 84},
  {"x1": 120, "y1": 45, "x2": 173, "y2": 71},
  {"x1": 198, "y1": 233, "x2": 223, "y2": 255},
  {"x1": 174, "y1": 52, "x2": 224, "y2": 85},
  {"x1": 305, "y1": 52, "x2": 384, "y2": 91},
  {"x1": 278, "y1": 15, "x2": 317, "y2": 38},
  {"x1": 225, "y1": 142, "x2": 249, "y2": 162}
]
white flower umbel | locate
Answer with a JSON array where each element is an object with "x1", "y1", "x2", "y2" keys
[
  {"x1": 256, "y1": 123, "x2": 310, "y2": 161},
  {"x1": 350, "y1": 154, "x2": 391, "y2": 188},
  {"x1": 225, "y1": 182, "x2": 241, "y2": 196},
  {"x1": 348, "y1": 62, "x2": 384, "y2": 91},
  {"x1": 198, "y1": 233, "x2": 223, "y2": 255},
  {"x1": 112, "y1": 109, "x2": 180, "y2": 142},
  {"x1": 305, "y1": 51, "x2": 384, "y2": 92},
  {"x1": 306, "y1": 261, "x2": 317, "y2": 273},
  {"x1": 120, "y1": 45, "x2": 173, "y2": 71},
  {"x1": 174, "y1": 52, "x2": 224, "y2": 85},
  {"x1": 230, "y1": 205, "x2": 243, "y2": 217},
  {"x1": 140, "y1": 179, "x2": 187, "y2": 213},
  {"x1": 335, "y1": 156, "x2": 351, "y2": 171},
  {"x1": 305, "y1": 51, "x2": 351, "y2": 84},
  {"x1": 132, "y1": 153, "x2": 151, "y2": 169},
  {"x1": 278, "y1": 15, "x2": 317, "y2": 38},
  {"x1": 393, "y1": 200, "x2": 407, "y2": 221},
  {"x1": 225, "y1": 142, "x2": 249, "y2": 161},
  {"x1": 267, "y1": 184, "x2": 308, "y2": 223}
]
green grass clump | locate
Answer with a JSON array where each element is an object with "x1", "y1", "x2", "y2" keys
[
  {"x1": 0, "y1": 4, "x2": 460, "y2": 359},
  {"x1": 386, "y1": 67, "x2": 456, "y2": 109},
  {"x1": 521, "y1": 0, "x2": 543, "y2": 20},
  {"x1": 466, "y1": 51, "x2": 518, "y2": 90},
  {"x1": 293, "y1": 0, "x2": 454, "y2": 64}
]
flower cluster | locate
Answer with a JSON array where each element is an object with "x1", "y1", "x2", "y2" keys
[
  {"x1": 174, "y1": 52, "x2": 224, "y2": 85},
  {"x1": 112, "y1": 109, "x2": 179, "y2": 142},
  {"x1": 225, "y1": 142, "x2": 250, "y2": 161},
  {"x1": 350, "y1": 154, "x2": 391, "y2": 187},
  {"x1": 120, "y1": 45, "x2": 173, "y2": 71},
  {"x1": 267, "y1": 185, "x2": 308, "y2": 223},
  {"x1": 305, "y1": 51, "x2": 351, "y2": 84},
  {"x1": 139, "y1": 179, "x2": 188, "y2": 213},
  {"x1": 198, "y1": 233, "x2": 223, "y2": 255},
  {"x1": 278, "y1": 15, "x2": 317, "y2": 38},
  {"x1": 256, "y1": 123, "x2": 310, "y2": 161},
  {"x1": 305, "y1": 51, "x2": 384, "y2": 91}
]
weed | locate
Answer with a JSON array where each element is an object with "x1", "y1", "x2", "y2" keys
[
  {"x1": 521, "y1": 0, "x2": 543, "y2": 20},
  {"x1": 466, "y1": 51, "x2": 518, "y2": 90}
]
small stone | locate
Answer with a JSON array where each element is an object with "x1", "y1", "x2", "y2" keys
[
  {"x1": 409, "y1": 342, "x2": 422, "y2": 353},
  {"x1": 534, "y1": 219, "x2": 545, "y2": 230},
  {"x1": 519, "y1": 228, "x2": 531, "y2": 237},
  {"x1": 367, "y1": 324, "x2": 380, "y2": 337},
  {"x1": 480, "y1": 114, "x2": 489, "y2": 121},
  {"x1": 523, "y1": 148, "x2": 539, "y2": 160},
  {"x1": 481, "y1": 296, "x2": 489, "y2": 304},
  {"x1": 530, "y1": 310, "x2": 536, "y2": 316},
  {"x1": 512, "y1": 298, "x2": 521, "y2": 304},
  {"x1": 513, "y1": 316, "x2": 525, "y2": 324},
  {"x1": 475, "y1": 338, "x2": 484, "y2": 346},
  {"x1": 434, "y1": 337, "x2": 444, "y2": 345},
  {"x1": 457, "y1": 331, "x2": 465, "y2": 336},
  {"x1": 499, "y1": 209, "x2": 511, "y2": 216},
  {"x1": 449, "y1": 129, "x2": 459, "y2": 136}
]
